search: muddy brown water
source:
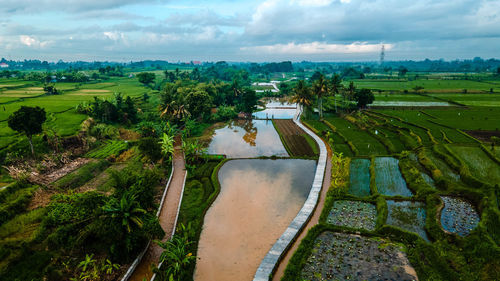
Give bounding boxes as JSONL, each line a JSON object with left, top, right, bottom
{"left": 194, "top": 159, "right": 316, "bottom": 281}
{"left": 206, "top": 119, "right": 288, "bottom": 158}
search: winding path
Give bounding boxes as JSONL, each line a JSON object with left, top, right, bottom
{"left": 125, "top": 137, "right": 187, "bottom": 281}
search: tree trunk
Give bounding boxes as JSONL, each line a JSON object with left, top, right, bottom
{"left": 318, "top": 97, "right": 323, "bottom": 119}
{"left": 28, "top": 135, "right": 35, "bottom": 157}
{"left": 334, "top": 94, "right": 337, "bottom": 112}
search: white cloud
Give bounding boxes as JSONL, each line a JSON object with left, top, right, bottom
{"left": 103, "top": 31, "right": 124, "bottom": 41}
{"left": 293, "top": 0, "right": 334, "bottom": 7}
{"left": 19, "top": 35, "right": 50, "bottom": 48}
{"left": 241, "top": 42, "right": 393, "bottom": 54}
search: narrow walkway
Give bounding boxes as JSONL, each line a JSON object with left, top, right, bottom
{"left": 271, "top": 139, "right": 332, "bottom": 281}
{"left": 128, "top": 137, "right": 186, "bottom": 281}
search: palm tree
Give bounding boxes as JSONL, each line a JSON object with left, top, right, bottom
{"left": 312, "top": 74, "right": 328, "bottom": 119}
{"left": 290, "top": 80, "right": 313, "bottom": 113}
{"left": 104, "top": 192, "right": 146, "bottom": 233}
{"left": 330, "top": 74, "right": 343, "bottom": 112}
{"left": 345, "top": 81, "right": 356, "bottom": 106}
{"left": 160, "top": 101, "right": 190, "bottom": 122}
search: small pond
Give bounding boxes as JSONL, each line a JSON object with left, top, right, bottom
{"left": 327, "top": 200, "right": 377, "bottom": 231}
{"left": 195, "top": 159, "right": 316, "bottom": 281}
{"left": 301, "top": 232, "right": 418, "bottom": 281}
{"left": 375, "top": 157, "right": 413, "bottom": 197}
{"left": 348, "top": 159, "right": 371, "bottom": 197}
{"left": 440, "top": 196, "right": 480, "bottom": 237}
{"left": 206, "top": 119, "right": 288, "bottom": 158}
{"left": 386, "top": 200, "right": 429, "bottom": 242}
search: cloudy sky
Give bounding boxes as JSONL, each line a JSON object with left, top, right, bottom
{"left": 0, "top": 0, "right": 499, "bottom": 62}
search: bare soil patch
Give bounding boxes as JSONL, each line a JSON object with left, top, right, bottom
{"left": 274, "top": 119, "right": 316, "bottom": 157}
{"left": 465, "top": 130, "right": 500, "bottom": 142}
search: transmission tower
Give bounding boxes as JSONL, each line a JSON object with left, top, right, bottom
{"left": 380, "top": 45, "right": 385, "bottom": 65}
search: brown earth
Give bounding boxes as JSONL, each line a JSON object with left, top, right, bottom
{"left": 465, "top": 130, "right": 500, "bottom": 142}
{"left": 274, "top": 119, "right": 317, "bottom": 157}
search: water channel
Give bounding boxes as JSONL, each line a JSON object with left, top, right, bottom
{"left": 195, "top": 100, "right": 316, "bottom": 281}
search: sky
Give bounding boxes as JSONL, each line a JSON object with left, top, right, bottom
{"left": 0, "top": 0, "right": 499, "bottom": 62}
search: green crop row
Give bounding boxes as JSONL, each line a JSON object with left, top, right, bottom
{"left": 85, "top": 140, "right": 129, "bottom": 159}
{"left": 53, "top": 160, "right": 110, "bottom": 189}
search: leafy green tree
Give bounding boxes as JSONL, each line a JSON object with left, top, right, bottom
{"left": 184, "top": 89, "right": 213, "bottom": 120}
{"left": 7, "top": 106, "right": 46, "bottom": 156}
{"left": 291, "top": 80, "right": 313, "bottom": 112}
{"left": 43, "top": 84, "right": 60, "bottom": 95}
{"left": 354, "top": 89, "right": 374, "bottom": 108}
{"left": 345, "top": 81, "right": 356, "bottom": 104}
{"left": 237, "top": 89, "right": 258, "bottom": 113}
{"left": 137, "top": 72, "right": 156, "bottom": 86}
{"left": 398, "top": 66, "right": 408, "bottom": 77}
{"left": 312, "top": 74, "right": 328, "bottom": 118}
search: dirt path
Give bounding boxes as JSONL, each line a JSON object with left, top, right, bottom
{"left": 271, "top": 137, "right": 333, "bottom": 281}
{"left": 127, "top": 138, "right": 186, "bottom": 281}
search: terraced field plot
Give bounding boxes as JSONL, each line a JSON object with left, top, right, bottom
{"left": 273, "top": 119, "right": 318, "bottom": 157}
{"left": 325, "top": 116, "right": 387, "bottom": 155}
{"left": 375, "top": 109, "right": 475, "bottom": 143}
{"left": 427, "top": 93, "right": 500, "bottom": 106}
{"left": 422, "top": 107, "right": 500, "bottom": 131}
{"left": 301, "top": 232, "right": 418, "bottom": 281}
{"left": 371, "top": 101, "right": 451, "bottom": 107}
{"left": 425, "top": 151, "right": 461, "bottom": 182}
{"left": 440, "top": 196, "right": 480, "bottom": 237}
{"left": 348, "top": 159, "right": 371, "bottom": 197}
{"left": 0, "top": 77, "right": 150, "bottom": 149}
{"left": 326, "top": 200, "right": 377, "bottom": 231}
{"left": 448, "top": 145, "right": 500, "bottom": 183}
{"left": 302, "top": 119, "right": 353, "bottom": 156}
{"left": 374, "top": 157, "right": 412, "bottom": 197}
{"left": 386, "top": 200, "right": 429, "bottom": 241}
{"left": 420, "top": 172, "right": 436, "bottom": 188}
{"left": 85, "top": 140, "right": 129, "bottom": 159}
{"left": 353, "top": 79, "right": 500, "bottom": 92}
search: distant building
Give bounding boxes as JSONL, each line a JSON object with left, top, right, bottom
{"left": 192, "top": 61, "right": 202, "bottom": 65}
{"left": 0, "top": 63, "right": 9, "bottom": 68}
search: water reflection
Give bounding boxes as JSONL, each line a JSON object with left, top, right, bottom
{"left": 195, "top": 159, "right": 316, "bottom": 281}
{"left": 207, "top": 120, "right": 288, "bottom": 158}
{"left": 253, "top": 108, "right": 297, "bottom": 119}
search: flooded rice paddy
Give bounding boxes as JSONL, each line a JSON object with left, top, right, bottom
{"left": 374, "top": 157, "right": 413, "bottom": 197}
{"left": 387, "top": 200, "right": 429, "bottom": 241}
{"left": 252, "top": 108, "right": 298, "bottom": 119}
{"left": 348, "top": 159, "right": 371, "bottom": 197}
{"left": 194, "top": 159, "right": 316, "bottom": 281}
{"left": 206, "top": 119, "right": 288, "bottom": 158}
{"left": 440, "top": 196, "right": 480, "bottom": 236}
